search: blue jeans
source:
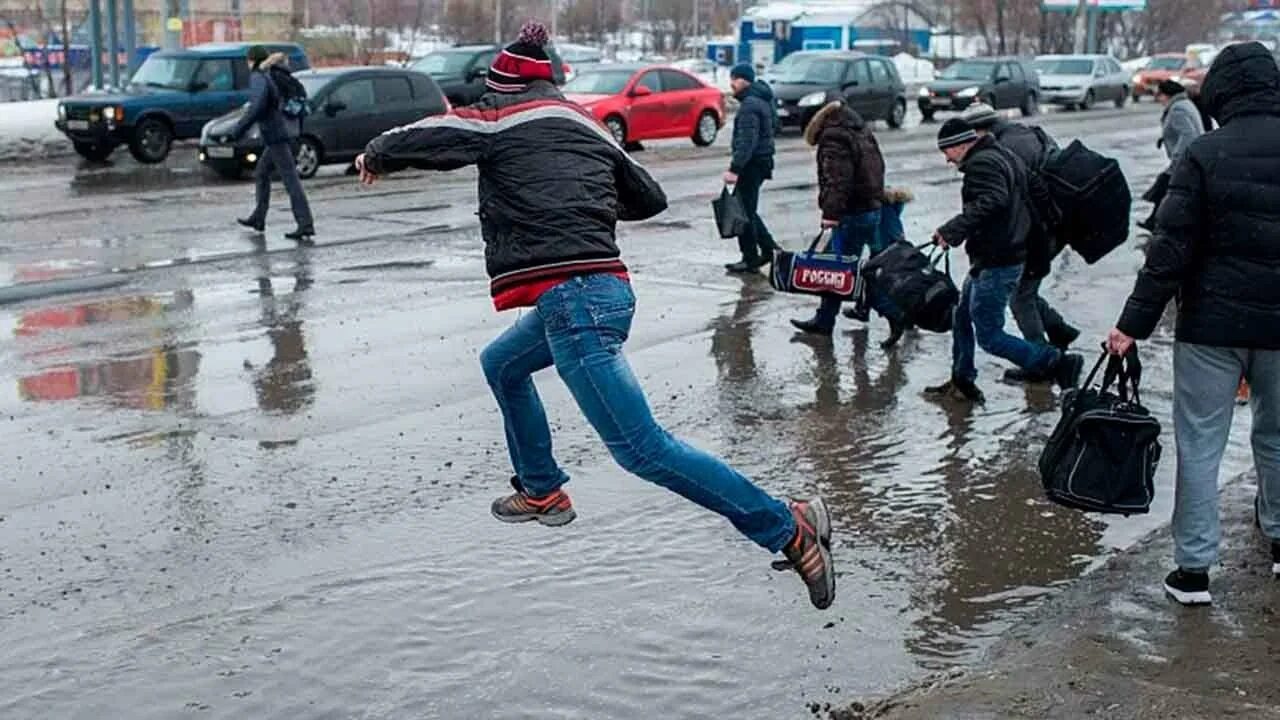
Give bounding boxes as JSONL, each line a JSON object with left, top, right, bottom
{"left": 813, "top": 209, "right": 903, "bottom": 329}
{"left": 952, "top": 265, "right": 1060, "bottom": 382}
{"left": 479, "top": 273, "right": 795, "bottom": 552}
{"left": 1172, "top": 343, "right": 1280, "bottom": 570}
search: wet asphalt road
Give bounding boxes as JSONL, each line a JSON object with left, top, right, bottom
{"left": 0, "top": 103, "right": 1263, "bottom": 719}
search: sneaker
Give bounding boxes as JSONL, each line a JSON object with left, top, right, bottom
{"left": 790, "top": 317, "right": 834, "bottom": 336}
{"left": 1055, "top": 353, "right": 1085, "bottom": 390}
{"left": 772, "top": 498, "right": 836, "bottom": 610}
{"left": 1163, "top": 568, "right": 1212, "bottom": 606}
{"left": 490, "top": 476, "right": 576, "bottom": 527}
{"left": 925, "top": 377, "right": 986, "bottom": 404}
{"left": 1237, "top": 379, "right": 1251, "bottom": 406}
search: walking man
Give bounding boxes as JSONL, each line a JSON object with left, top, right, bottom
{"left": 355, "top": 22, "right": 836, "bottom": 610}
{"left": 961, "top": 103, "right": 1080, "bottom": 375}
{"left": 789, "top": 99, "right": 907, "bottom": 348}
{"left": 724, "top": 63, "right": 780, "bottom": 273}
{"left": 231, "top": 45, "right": 315, "bottom": 242}
{"left": 926, "top": 119, "right": 1083, "bottom": 404}
{"left": 1138, "top": 80, "right": 1205, "bottom": 231}
{"left": 1107, "top": 42, "right": 1280, "bottom": 607}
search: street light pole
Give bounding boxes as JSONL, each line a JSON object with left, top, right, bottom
{"left": 494, "top": 0, "right": 502, "bottom": 44}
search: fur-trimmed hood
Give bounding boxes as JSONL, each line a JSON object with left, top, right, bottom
{"left": 805, "top": 100, "right": 864, "bottom": 146}
{"left": 259, "top": 52, "right": 289, "bottom": 70}
{"left": 883, "top": 187, "right": 913, "bottom": 205}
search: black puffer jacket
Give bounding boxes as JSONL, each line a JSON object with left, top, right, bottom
{"left": 991, "top": 119, "right": 1057, "bottom": 171}
{"left": 806, "top": 101, "right": 884, "bottom": 220}
{"left": 1117, "top": 41, "right": 1280, "bottom": 349}
{"left": 730, "top": 80, "right": 777, "bottom": 174}
{"left": 936, "top": 134, "right": 1031, "bottom": 274}
{"left": 990, "top": 120, "right": 1062, "bottom": 279}
{"left": 362, "top": 82, "right": 667, "bottom": 299}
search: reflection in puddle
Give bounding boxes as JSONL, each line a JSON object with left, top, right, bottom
{"left": 250, "top": 250, "right": 315, "bottom": 416}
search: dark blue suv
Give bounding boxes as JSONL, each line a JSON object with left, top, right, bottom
{"left": 55, "top": 42, "right": 309, "bottom": 164}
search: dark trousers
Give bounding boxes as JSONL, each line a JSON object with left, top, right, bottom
{"left": 812, "top": 209, "right": 904, "bottom": 329}
{"left": 1010, "top": 271, "right": 1072, "bottom": 346}
{"left": 251, "top": 141, "right": 314, "bottom": 230}
{"left": 735, "top": 161, "right": 778, "bottom": 265}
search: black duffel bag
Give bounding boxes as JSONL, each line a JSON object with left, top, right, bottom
{"left": 1038, "top": 347, "right": 1162, "bottom": 516}
{"left": 860, "top": 240, "right": 958, "bottom": 333}
{"left": 1042, "top": 140, "right": 1131, "bottom": 264}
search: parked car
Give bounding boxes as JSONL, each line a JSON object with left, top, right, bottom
{"left": 409, "top": 44, "right": 499, "bottom": 107}
{"left": 198, "top": 67, "right": 447, "bottom": 180}
{"left": 54, "top": 42, "right": 309, "bottom": 164}
{"left": 1034, "top": 54, "right": 1130, "bottom": 110}
{"left": 1130, "top": 53, "right": 1208, "bottom": 101}
{"left": 562, "top": 64, "right": 725, "bottom": 147}
{"left": 767, "top": 51, "right": 908, "bottom": 131}
{"left": 918, "top": 57, "right": 1040, "bottom": 121}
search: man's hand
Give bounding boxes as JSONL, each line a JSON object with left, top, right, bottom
{"left": 932, "top": 230, "right": 949, "bottom": 248}
{"left": 355, "top": 153, "right": 378, "bottom": 186}
{"left": 723, "top": 171, "right": 738, "bottom": 185}
{"left": 821, "top": 218, "right": 839, "bottom": 229}
{"left": 1107, "top": 327, "right": 1135, "bottom": 356}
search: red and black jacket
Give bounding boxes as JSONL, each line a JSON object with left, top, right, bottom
{"left": 362, "top": 81, "right": 668, "bottom": 306}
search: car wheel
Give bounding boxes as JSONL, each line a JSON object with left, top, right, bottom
{"left": 1115, "top": 88, "right": 1128, "bottom": 108}
{"left": 1131, "top": 91, "right": 1142, "bottom": 103}
{"left": 1080, "top": 90, "right": 1095, "bottom": 111}
{"left": 692, "top": 111, "right": 718, "bottom": 147}
{"left": 921, "top": 108, "right": 935, "bottom": 123}
{"left": 1018, "top": 90, "right": 1039, "bottom": 116}
{"left": 294, "top": 136, "right": 322, "bottom": 179}
{"left": 605, "top": 116, "right": 627, "bottom": 145}
{"left": 128, "top": 117, "right": 173, "bottom": 163}
{"left": 887, "top": 99, "right": 906, "bottom": 129}
{"left": 73, "top": 140, "right": 114, "bottom": 162}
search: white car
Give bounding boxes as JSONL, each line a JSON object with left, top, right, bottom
{"left": 1033, "top": 54, "right": 1131, "bottom": 110}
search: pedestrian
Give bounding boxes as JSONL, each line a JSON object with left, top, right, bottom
{"left": 926, "top": 118, "right": 1084, "bottom": 404}
{"left": 1107, "top": 41, "right": 1280, "bottom": 607}
{"left": 1138, "top": 80, "right": 1205, "bottom": 232}
{"left": 230, "top": 46, "right": 315, "bottom": 242}
{"left": 961, "top": 103, "right": 1080, "bottom": 375}
{"left": 789, "top": 99, "right": 908, "bottom": 348}
{"left": 723, "top": 63, "right": 780, "bottom": 274}
{"left": 354, "top": 22, "right": 836, "bottom": 610}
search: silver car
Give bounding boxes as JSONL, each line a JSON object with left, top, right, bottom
{"left": 1033, "top": 54, "right": 1131, "bottom": 110}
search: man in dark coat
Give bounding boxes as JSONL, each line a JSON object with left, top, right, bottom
{"left": 927, "top": 119, "right": 1083, "bottom": 404}
{"left": 230, "top": 45, "right": 314, "bottom": 241}
{"left": 723, "top": 63, "right": 780, "bottom": 273}
{"left": 1108, "top": 41, "right": 1280, "bottom": 607}
{"left": 789, "top": 100, "right": 907, "bottom": 348}
{"left": 356, "top": 22, "right": 836, "bottom": 610}
{"left": 962, "top": 103, "right": 1079, "bottom": 375}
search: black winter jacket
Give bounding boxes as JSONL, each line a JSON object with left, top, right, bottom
{"left": 936, "top": 135, "right": 1031, "bottom": 274}
{"left": 362, "top": 82, "right": 668, "bottom": 300}
{"left": 806, "top": 101, "right": 884, "bottom": 220}
{"left": 1117, "top": 41, "right": 1280, "bottom": 350}
{"left": 231, "top": 53, "right": 294, "bottom": 145}
{"left": 730, "top": 81, "right": 777, "bottom": 174}
{"left": 990, "top": 120, "right": 1062, "bottom": 279}
{"left": 990, "top": 119, "right": 1057, "bottom": 171}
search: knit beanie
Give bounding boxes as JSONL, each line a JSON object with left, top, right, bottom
{"left": 960, "top": 102, "right": 999, "bottom": 129}
{"left": 246, "top": 45, "right": 269, "bottom": 68}
{"left": 730, "top": 63, "right": 756, "bottom": 83}
{"left": 487, "top": 21, "right": 555, "bottom": 93}
{"left": 1157, "top": 79, "right": 1185, "bottom": 97}
{"left": 937, "top": 117, "right": 978, "bottom": 150}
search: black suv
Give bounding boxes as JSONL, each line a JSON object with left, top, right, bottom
{"left": 769, "top": 51, "right": 908, "bottom": 130}
{"left": 918, "top": 57, "right": 1040, "bottom": 121}
{"left": 409, "top": 45, "right": 500, "bottom": 106}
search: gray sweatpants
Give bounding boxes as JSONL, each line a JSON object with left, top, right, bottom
{"left": 1172, "top": 342, "right": 1280, "bottom": 570}
{"left": 251, "top": 141, "right": 313, "bottom": 230}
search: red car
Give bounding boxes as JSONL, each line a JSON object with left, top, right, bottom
{"left": 563, "top": 64, "right": 726, "bottom": 147}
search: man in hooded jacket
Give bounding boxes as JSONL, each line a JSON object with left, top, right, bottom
{"left": 1108, "top": 42, "right": 1280, "bottom": 607}
{"left": 723, "top": 64, "right": 780, "bottom": 273}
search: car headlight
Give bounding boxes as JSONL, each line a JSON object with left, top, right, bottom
{"left": 1132, "top": 74, "right": 1143, "bottom": 85}
{"left": 57, "top": 103, "right": 66, "bottom": 120}
{"left": 918, "top": 86, "right": 931, "bottom": 98}
{"left": 956, "top": 86, "right": 980, "bottom": 98}
{"left": 1170, "top": 75, "right": 1183, "bottom": 84}
{"left": 798, "top": 91, "right": 826, "bottom": 108}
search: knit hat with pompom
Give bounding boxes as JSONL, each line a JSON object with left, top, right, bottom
{"left": 487, "top": 21, "right": 555, "bottom": 93}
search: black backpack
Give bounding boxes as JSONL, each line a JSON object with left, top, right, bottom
{"left": 1038, "top": 348, "right": 1162, "bottom": 516}
{"left": 269, "top": 65, "right": 309, "bottom": 119}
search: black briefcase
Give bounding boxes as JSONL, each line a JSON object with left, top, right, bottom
{"left": 1038, "top": 348, "right": 1162, "bottom": 515}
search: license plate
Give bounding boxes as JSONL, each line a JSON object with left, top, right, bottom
{"left": 67, "top": 120, "right": 89, "bottom": 130}
{"left": 778, "top": 108, "right": 790, "bottom": 117}
{"left": 207, "top": 146, "right": 234, "bottom": 158}
{"left": 931, "top": 97, "right": 952, "bottom": 107}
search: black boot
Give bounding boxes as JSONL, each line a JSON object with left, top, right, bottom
{"left": 237, "top": 216, "right": 265, "bottom": 233}
{"left": 842, "top": 305, "right": 870, "bottom": 322}
{"left": 1055, "top": 353, "right": 1085, "bottom": 390}
{"left": 285, "top": 227, "right": 316, "bottom": 243}
{"left": 1046, "top": 324, "right": 1081, "bottom": 352}
{"left": 880, "top": 318, "right": 906, "bottom": 349}
{"left": 790, "top": 317, "right": 834, "bottom": 337}
{"left": 1003, "top": 367, "right": 1052, "bottom": 383}
{"left": 925, "top": 377, "right": 985, "bottom": 404}
{"left": 725, "top": 260, "right": 756, "bottom": 274}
